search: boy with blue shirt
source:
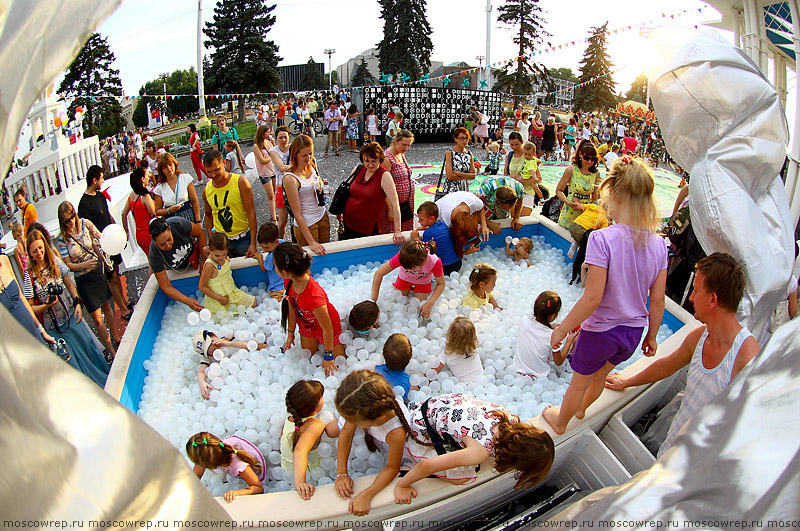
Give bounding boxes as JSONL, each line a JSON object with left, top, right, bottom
{"left": 374, "top": 333, "right": 416, "bottom": 401}
{"left": 412, "top": 201, "right": 471, "bottom": 276}
{"left": 255, "top": 222, "right": 285, "bottom": 301}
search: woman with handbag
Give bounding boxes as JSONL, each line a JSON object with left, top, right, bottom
{"left": 153, "top": 153, "right": 202, "bottom": 224}
{"left": 379, "top": 129, "right": 415, "bottom": 234}
{"left": 0, "top": 253, "right": 53, "bottom": 346}
{"left": 24, "top": 229, "right": 109, "bottom": 385}
{"left": 283, "top": 134, "right": 330, "bottom": 256}
{"left": 56, "top": 201, "right": 120, "bottom": 357}
{"left": 121, "top": 167, "right": 156, "bottom": 254}
{"left": 336, "top": 142, "right": 405, "bottom": 243}
{"left": 435, "top": 127, "right": 477, "bottom": 201}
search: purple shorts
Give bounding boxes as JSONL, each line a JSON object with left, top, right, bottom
{"left": 569, "top": 325, "right": 644, "bottom": 375}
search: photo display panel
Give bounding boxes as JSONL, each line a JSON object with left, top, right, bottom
{"left": 363, "top": 86, "right": 502, "bottom": 134}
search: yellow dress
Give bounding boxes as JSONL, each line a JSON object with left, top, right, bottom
{"left": 280, "top": 417, "right": 322, "bottom": 471}
{"left": 203, "top": 258, "right": 255, "bottom": 314}
{"left": 463, "top": 289, "right": 494, "bottom": 309}
{"left": 558, "top": 164, "right": 600, "bottom": 229}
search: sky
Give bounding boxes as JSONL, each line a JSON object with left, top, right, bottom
{"left": 93, "top": 0, "right": 725, "bottom": 97}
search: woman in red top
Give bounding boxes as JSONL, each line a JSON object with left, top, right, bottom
{"left": 121, "top": 167, "right": 156, "bottom": 254}
{"left": 188, "top": 124, "right": 207, "bottom": 184}
{"left": 339, "top": 142, "right": 404, "bottom": 243}
{"left": 379, "top": 129, "right": 415, "bottom": 234}
{"left": 275, "top": 242, "right": 345, "bottom": 377}
{"left": 531, "top": 111, "right": 545, "bottom": 156}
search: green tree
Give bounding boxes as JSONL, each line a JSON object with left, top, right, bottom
{"left": 573, "top": 22, "right": 616, "bottom": 112}
{"left": 301, "top": 57, "right": 325, "bottom": 90}
{"left": 324, "top": 70, "right": 338, "bottom": 87}
{"left": 548, "top": 67, "right": 578, "bottom": 83}
{"left": 495, "top": 0, "right": 550, "bottom": 105}
{"left": 137, "top": 68, "right": 201, "bottom": 122}
{"left": 350, "top": 58, "right": 376, "bottom": 87}
{"left": 625, "top": 73, "right": 652, "bottom": 108}
{"left": 376, "top": 0, "right": 433, "bottom": 81}
{"left": 57, "top": 33, "right": 124, "bottom": 137}
{"left": 204, "top": 0, "right": 281, "bottom": 122}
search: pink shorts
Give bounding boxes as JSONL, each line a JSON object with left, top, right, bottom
{"left": 276, "top": 185, "right": 285, "bottom": 209}
{"left": 393, "top": 277, "right": 432, "bottom": 293}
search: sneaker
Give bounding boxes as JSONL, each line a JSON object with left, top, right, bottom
{"left": 568, "top": 241, "right": 579, "bottom": 259}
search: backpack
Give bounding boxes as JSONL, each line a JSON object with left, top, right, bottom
{"left": 382, "top": 118, "right": 392, "bottom": 132}
{"left": 666, "top": 205, "right": 691, "bottom": 247}
{"left": 541, "top": 196, "right": 563, "bottom": 223}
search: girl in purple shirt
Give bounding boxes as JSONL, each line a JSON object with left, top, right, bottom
{"left": 543, "top": 156, "right": 668, "bottom": 435}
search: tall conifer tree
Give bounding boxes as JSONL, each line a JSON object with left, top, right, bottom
{"left": 351, "top": 58, "right": 377, "bottom": 87}
{"left": 573, "top": 23, "right": 616, "bottom": 112}
{"left": 58, "top": 33, "right": 123, "bottom": 137}
{"left": 376, "top": 0, "right": 433, "bottom": 81}
{"left": 301, "top": 58, "right": 325, "bottom": 90}
{"left": 494, "top": 0, "right": 549, "bottom": 105}
{"left": 204, "top": 0, "right": 281, "bottom": 122}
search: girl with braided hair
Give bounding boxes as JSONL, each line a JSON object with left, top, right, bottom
{"left": 274, "top": 242, "right": 345, "bottom": 377}
{"left": 186, "top": 431, "right": 266, "bottom": 502}
{"left": 370, "top": 239, "right": 446, "bottom": 319}
{"left": 332, "top": 370, "right": 430, "bottom": 516}
{"left": 396, "top": 394, "right": 555, "bottom": 505}
{"left": 280, "top": 380, "right": 338, "bottom": 500}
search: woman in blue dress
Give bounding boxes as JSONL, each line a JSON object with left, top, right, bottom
{"left": 346, "top": 104, "right": 361, "bottom": 153}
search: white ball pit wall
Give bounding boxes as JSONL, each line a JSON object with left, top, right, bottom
{"left": 106, "top": 216, "right": 697, "bottom": 529}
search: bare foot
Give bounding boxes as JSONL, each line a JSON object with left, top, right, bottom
{"left": 541, "top": 405, "right": 566, "bottom": 435}
{"left": 575, "top": 410, "right": 585, "bottom": 420}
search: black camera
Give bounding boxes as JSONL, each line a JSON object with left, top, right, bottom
{"left": 47, "top": 283, "right": 64, "bottom": 303}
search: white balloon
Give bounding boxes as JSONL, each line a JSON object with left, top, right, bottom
{"left": 99, "top": 224, "right": 127, "bottom": 255}
{"left": 244, "top": 152, "right": 256, "bottom": 169}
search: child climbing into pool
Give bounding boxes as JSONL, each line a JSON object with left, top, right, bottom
{"left": 395, "top": 393, "right": 555, "bottom": 504}
{"left": 193, "top": 329, "right": 267, "bottom": 399}
{"left": 281, "top": 380, "right": 338, "bottom": 500}
{"left": 463, "top": 264, "right": 501, "bottom": 310}
{"left": 332, "top": 370, "right": 425, "bottom": 516}
{"left": 256, "top": 221, "right": 286, "bottom": 302}
{"left": 513, "top": 291, "right": 578, "bottom": 379}
{"left": 542, "top": 156, "right": 668, "bottom": 435}
{"left": 433, "top": 316, "right": 484, "bottom": 384}
{"left": 371, "top": 240, "right": 446, "bottom": 319}
{"left": 199, "top": 232, "right": 256, "bottom": 315}
{"left": 186, "top": 432, "right": 266, "bottom": 502}
{"left": 412, "top": 201, "right": 471, "bottom": 276}
{"left": 275, "top": 242, "right": 345, "bottom": 377}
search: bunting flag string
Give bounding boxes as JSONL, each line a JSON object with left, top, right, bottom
{"left": 59, "top": 6, "right": 705, "bottom": 102}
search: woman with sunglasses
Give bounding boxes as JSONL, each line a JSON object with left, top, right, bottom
{"left": 555, "top": 140, "right": 601, "bottom": 230}
{"left": 438, "top": 127, "right": 477, "bottom": 199}
{"left": 56, "top": 201, "right": 120, "bottom": 357}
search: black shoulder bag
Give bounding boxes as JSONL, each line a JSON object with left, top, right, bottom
{"left": 433, "top": 152, "right": 451, "bottom": 202}
{"left": 329, "top": 164, "right": 362, "bottom": 216}
{"left": 421, "top": 399, "right": 463, "bottom": 455}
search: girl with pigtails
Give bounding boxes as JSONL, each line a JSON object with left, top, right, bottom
{"left": 280, "top": 380, "right": 338, "bottom": 500}
{"left": 332, "top": 370, "right": 432, "bottom": 516}
{"left": 186, "top": 432, "right": 266, "bottom": 502}
{"left": 274, "top": 242, "right": 345, "bottom": 376}
{"left": 371, "top": 239, "right": 446, "bottom": 319}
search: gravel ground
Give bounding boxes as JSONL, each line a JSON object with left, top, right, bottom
{"left": 125, "top": 138, "right": 471, "bottom": 302}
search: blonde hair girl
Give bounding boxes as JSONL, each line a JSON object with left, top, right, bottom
{"left": 543, "top": 156, "right": 668, "bottom": 435}
{"left": 433, "top": 316, "right": 484, "bottom": 384}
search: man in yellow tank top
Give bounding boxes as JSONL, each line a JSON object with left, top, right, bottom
{"left": 202, "top": 150, "right": 258, "bottom": 258}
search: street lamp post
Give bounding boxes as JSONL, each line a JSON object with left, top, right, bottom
{"left": 159, "top": 73, "right": 168, "bottom": 127}
{"left": 196, "top": 0, "right": 210, "bottom": 127}
{"left": 476, "top": 55, "right": 485, "bottom": 90}
{"left": 324, "top": 49, "right": 336, "bottom": 93}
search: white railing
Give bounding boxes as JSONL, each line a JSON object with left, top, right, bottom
{"left": 6, "top": 136, "right": 102, "bottom": 222}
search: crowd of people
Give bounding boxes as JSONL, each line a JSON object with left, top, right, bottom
{"left": 2, "top": 98, "right": 795, "bottom": 513}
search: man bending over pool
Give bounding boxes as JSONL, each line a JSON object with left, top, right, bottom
{"left": 605, "top": 252, "right": 760, "bottom": 456}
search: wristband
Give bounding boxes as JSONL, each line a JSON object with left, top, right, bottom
{"left": 287, "top": 330, "right": 295, "bottom": 335}
{"left": 194, "top": 219, "right": 202, "bottom": 224}
{"left": 72, "top": 296, "right": 83, "bottom": 307}
{"left": 335, "top": 473, "right": 349, "bottom": 479}
{"left": 323, "top": 350, "right": 334, "bottom": 361}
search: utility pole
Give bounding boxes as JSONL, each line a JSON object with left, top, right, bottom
{"left": 476, "top": 55, "right": 486, "bottom": 91}
{"left": 485, "top": 0, "right": 493, "bottom": 89}
{"left": 324, "top": 49, "right": 336, "bottom": 93}
{"left": 196, "top": 0, "right": 210, "bottom": 127}
{"left": 160, "top": 73, "right": 168, "bottom": 127}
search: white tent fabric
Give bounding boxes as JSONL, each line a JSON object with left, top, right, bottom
{"left": 0, "top": 0, "right": 232, "bottom": 522}
{"left": 647, "top": 27, "right": 795, "bottom": 343}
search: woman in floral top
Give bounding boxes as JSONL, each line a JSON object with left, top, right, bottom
{"left": 56, "top": 201, "right": 120, "bottom": 357}
{"left": 24, "top": 228, "right": 109, "bottom": 385}
{"left": 394, "top": 393, "right": 554, "bottom": 505}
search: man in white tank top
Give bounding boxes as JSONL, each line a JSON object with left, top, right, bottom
{"left": 605, "top": 253, "right": 760, "bottom": 456}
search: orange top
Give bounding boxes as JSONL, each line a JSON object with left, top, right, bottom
{"left": 21, "top": 202, "right": 37, "bottom": 231}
